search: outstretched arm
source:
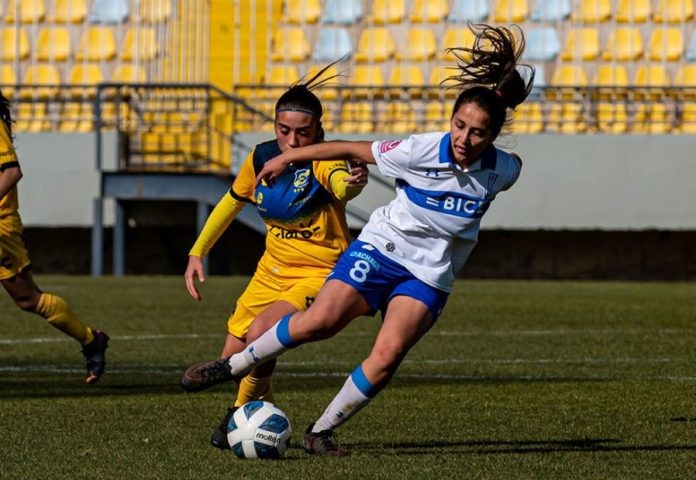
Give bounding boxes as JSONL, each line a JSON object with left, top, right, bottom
{"left": 257, "top": 141, "right": 376, "bottom": 186}
{"left": 0, "top": 164, "right": 22, "bottom": 200}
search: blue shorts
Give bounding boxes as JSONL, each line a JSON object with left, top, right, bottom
{"left": 327, "top": 240, "right": 449, "bottom": 320}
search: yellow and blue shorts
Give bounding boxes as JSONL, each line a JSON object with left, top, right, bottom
{"left": 227, "top": 258, "right": 331, "bottom": 338}
{"left": 0, "top": 224, "right": 31, "bottom": 280}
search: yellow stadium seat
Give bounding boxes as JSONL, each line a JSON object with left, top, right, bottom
{"left": 634, "top": 65, "right": 671, "bottom": 100}
{"left": 138, "top": 0, "right": 171, "bottom": 23}
{"left": 69, "top": 64, "right": 103, "bottom": 84}
{"left": 1, "top": 28, "right": 30, "bottom": 61}
{"left": 512, "top": 102, "right": 544, "bottom": 134}
{"left": 494, "top": 0, "right": 528, "bottom": 22}
{"left": 596, "top": 103, "right": 628, "bottom": 134}
{"left": 573, "top": 0, "right": 612, "bottom": 22}
{"left": 633, "top": 104, "right": 671, "bottom": 133}
{"left": 602, "top": 28, "right": 643, "bottom": 61}
{"left": 546, "top": 103, "right": 586, "bottom": 134}
{"left": 283, "top": 0, "right": 321, "bottom": 24}
{"left": 678, "top": 104, "right": 696, "bottom": 133}
{"left": 560, "top": 28, "right": 600, "bottom": 61}
{"left": 550, "top": 65, "right": 588, "bottom": 100}
{"left": 592, "top": 65, "right": 629, "bottom": 99}
{"left": 121, "top": 27, "right": 159, "bottom": 61}
{"left": 112, "top": 64, "right": 147, "bottom": 83}
{"left": 348, "top": 65, "right": 385, "bottom": 99}
{"left": 616, "top": 0, "right": 651, "bottom": 22}
{"left": 674, "top": 65, "right": 696, "bottom": 99}
{"left": 5, "top": 0, "right": 45, "bottom": 23}
{"left": 648, "top": 28, "right": 683, "bottom": 61}
{"left": 440, "top": 28, "right": 476, "bottom": 62}
{"left": 388, "top": 65, "right": 425, "bottom": 98}
{"left": 411, "top": 0, "right": 448, "bottom": 22}
{"left": 0, "top": 65, "right": 17, "bottom": 98}
{"left": 270, "top": 28, "right": 311, "bottom": 62}
{"left": 369, "top": 0, "right": 405, "bottom": 23}
{"left": 425, "top": 102, "right": 450, "bottom": 132}
{"left": 59, "top": 103, "right": 93, "bottom": 132}
{"left": 21, "top": 64, "right": 61, "bottom": 99}
{"left": 52, "top": 0, "right": 87, "bottom": 23}
{"left": 429, "top": 65, "right": 460, "bottom": 98}
{"left": 76, "top": 26, "right": 117, "bottom": 61}
{"left": 306, "top": 64, "right": 342, "bottom": 101}
{"left": 261, "top": 65, "right": 300, "bottom": 99}
{"left": 382, "top": 104, "right": 416, "bottom": 133}
{"left": 36, "top": 27, "right": 71, "bottom": 62}
{"left": 654, "top": 0, "right": 694, "bottom": 22}
{"left": 396, "top": 28, "right": 436, "bottom": 61}
{"left": 14, "top": 102, "right": 50, "bottom": 132}
{"left": 338, "top": 102, "right": 374, "bottom": 133}
{"left": 354, "top": 27, "right": 395, "bottom": 63}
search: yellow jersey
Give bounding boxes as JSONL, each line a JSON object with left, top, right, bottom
{"left": 232, "top": 140, "right": 353, "bottom": 270}
{"left": 0, "top": 123, "right": 21, "bottom": 232}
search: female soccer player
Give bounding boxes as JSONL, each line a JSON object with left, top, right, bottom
{"left": 182, "top": 23, "right": 534, "bottom": 455}
{"left": 183, "top": 65, "right": 369, "bottom": 449}
{"left": 0, "top": 90, "right": 109, "bottom": 384}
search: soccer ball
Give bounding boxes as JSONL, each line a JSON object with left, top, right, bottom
{"left": 226, "top": 401, "right": 292, "bottom": 459}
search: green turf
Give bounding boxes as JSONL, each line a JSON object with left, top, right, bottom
{"left": 1, "top": 276, "right": 696, "bottom": 479}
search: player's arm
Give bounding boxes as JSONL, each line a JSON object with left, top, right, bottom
{"left": 0, "top": 162, "right": 22, "bottom": 200}
{"left": 326, "top": 162, "right": 368, "bottom": 203}
{"left": 257, "top": 141, "right": 375, "bottom": 185}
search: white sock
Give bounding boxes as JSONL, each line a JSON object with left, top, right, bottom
{"left": 227, "top": 314, "right": 297, "bottom": 376}
{"left": 312, "top": 365, "right": 379, "bottom": 433}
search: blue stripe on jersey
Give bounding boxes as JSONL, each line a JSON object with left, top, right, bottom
{"left": 396, "top": 179, "right": 490, "bottom": 218}
{"left": 351, "top": 365, "right": 379, "bottom": 398}
{"left": 438, "top": 133, "right": 453, "bottom": 164}
{"left": 275, "top": 314, "right": 297, "bottom": 348}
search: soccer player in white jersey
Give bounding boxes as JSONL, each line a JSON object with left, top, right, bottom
{"left": 181, "top": 23, "right": 535, "bottom": 456}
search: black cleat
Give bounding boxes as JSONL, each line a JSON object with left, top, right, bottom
{"left": 181, "top": 357, "right": 236, "bottom": 392}
{"left": 303, "top": 423, "right": 348, "bottom": 457}
{"left": 210, "top": 407, "right": 238, "bottom": 450}
{"left": 82, "top": 329, "right": 109, "bottom": 384}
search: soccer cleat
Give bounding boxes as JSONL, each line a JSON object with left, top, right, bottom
{"left": 181, "top": 357, "right": 236, "bottom": 392}
{"left": 303, "top": 423, "right": 348, "bottom": 457}
{"left": 210, "top": 407, "right": 238, "bottom": 450}
{"left": 82, "top": 329, "right": 109, "bottom": 384}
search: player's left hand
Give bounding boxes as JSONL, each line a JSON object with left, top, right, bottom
{"left": 345, "top": 161, "right": 369, "bottom": 187}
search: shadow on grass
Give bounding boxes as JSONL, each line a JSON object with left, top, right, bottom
{"left": 354, "top": 438, "right": 696, "bottom": 455}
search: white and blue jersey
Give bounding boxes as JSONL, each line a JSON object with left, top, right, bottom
{"left": 356, "top": 132, "right": 521, "bottom": 292}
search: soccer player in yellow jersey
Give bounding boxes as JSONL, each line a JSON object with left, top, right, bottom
{"left": 183, "top": 65, "right": 368, "bottom": 449}
{"left": 0, "top": 90, "right": 109, "bottom": 383}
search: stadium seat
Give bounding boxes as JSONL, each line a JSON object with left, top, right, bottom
{"left": 550, "top": 65, "right": 588, "bottom": 99}
{"left": 616, "top": 0, "right": 651, "bottom": 22}
{"left": 448, "top": 0, "right": 489, "bottom": 22}
{"left": 424, "top": 101, "right": 450, "bottom": 131}
{"left": 348, "top": 65, "right": 385, "bottom": 99}
{"left": 21, "top": 64, "right": 61, "bottom": 99}
{"left": 410, "top": 0, "right": 448, "bottom": 22}
{"left": 14, "top": 102, "right": 50, "bottom": 132}
{"left": 560, "top": 28, "right": 599, "bottom": 61}
{"left": 283, "top": 0, "right": 320, "bottom": 24}
{"left": 59, "top": 103, "right": 93, "bottom": 132}
{"left": 633, "top": 104, "right": 671, "bottom": 133}
{"left": 311, "top": 27, "right": 352, "bottom": 62}
{"left": 354, "top": 27, "right": 395, "bottom": 63}
{"left": 76, "top": 26, "right": 117, "bottom": 61}
{"left": 596, "top": 103, "right": 628, "bottom": 134}
{"left": 573, "top": 0, "right": 612, "bottom": 22}
{"left": 654, "top": 0, "right": 694, "bottom": 22}
{"left": 69, "top": 63, "right": 104, "bottom": 85}
{"left": 396, "top": 28, "right": 436, "bottom": 61}
{"left": 382, "top": 104, "right": 417, "bottom": 133}
{"left": 0, "top": 28, "right": 30, "bottom": 61}
{"left": 262, "top": 65, "right": 300, "bottom": 100}
{"left": 137, "top": 0, "right": 171, "bottom": 23}
{"left": 52, "top": 0, "right": 87, "bottom": 23}
{"left": 270, "top": 28, "right": 311, "bottom": 62}
{"left": 634, "top": 65, "right": 671, "bottom": 100}
{"left": 306, "top": 64, "right": 342, "bottom": 100}
{"left": 512, "top": 102, "right": 544, "bottom": 134}
{"left": 602, "top": 28, "right": 643, "bottom": 61}
{"left": 494, "top": 0, "right": 529, "bottom": 22}
{"left": 0, "top": 65, "right": 17, "bottom": 98}
{"left": 687, "top": 32, "right": 696, "bottom": 61}
{"left": 429, "top": 65, "right": 461, "bottom": 98}
{"left": 648, "top": 28, "right": 684, "bottom": 61}
{"left": 678, "top": 104, "right": 696, "bottom": 133}
{"left": 674, "top": 65, "right": 696, "bottom": 99}
{"left": 524, "top": 28, "right": 560, "bottom": 62}
{"left": 321, "top": 0, "right": 363, "bottom": 25}
{"left": 88, "top": 0, "right": 129, "bottom": 23}
{"left": 530, "top": 0, "right": 571, "bottom": 21}
{"left": 592, "top": 65, "right": 629, "bottom": 99}
{"left": 546, "top": 103, "right": 586, "bottom": 134}
{"left": 121, "top": 27, "right": 159, "bottom": 61}
{"left": 369, "top": 0, "right": 405, "bottom": 23}
{"left": 36, "top": 27, "right": 71, "bottom": 62}
{"left": 440, "top": 27, "right": 476, "bottom": 62}
{"left": 112, "top": 64, "right": 147, "bottom": 83}
{"left": 5, "top": 0, "right": 45, "bottom": 23}
{"left": 387, "top": 65, "right": 425, "bottom": 98}
{"left": 338, "top": 102, "right": 374, "bottom": 133}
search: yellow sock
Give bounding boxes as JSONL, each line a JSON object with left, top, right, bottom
{"left": 36, "top": 293, "right": 94, "bottom": 346}
{"left": 234, "top": 375, "right": 274, "bottom": 407}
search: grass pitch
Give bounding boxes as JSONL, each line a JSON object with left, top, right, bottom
{"left": 1, "top": 276, "right": 696, "bottom": 479}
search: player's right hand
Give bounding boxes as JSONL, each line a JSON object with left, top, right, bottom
{"left": 185, "top": 255, "right": 205, "bottom": 302}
